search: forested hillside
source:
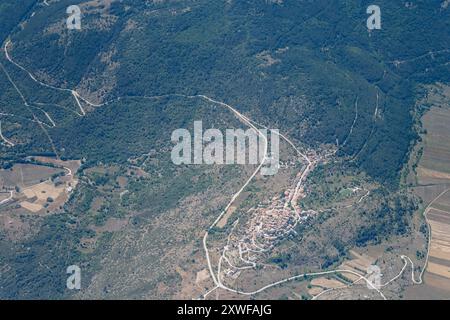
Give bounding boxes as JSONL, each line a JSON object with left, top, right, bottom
{"left": 1, "top": 0, "right": 449, "bottom": 187}
{"left": 1, "top": 0, "right": 450, "bottom": 299}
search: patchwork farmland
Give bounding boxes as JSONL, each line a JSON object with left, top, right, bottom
{"left": 408, "top": 87, "right": 450, "bottom": 298}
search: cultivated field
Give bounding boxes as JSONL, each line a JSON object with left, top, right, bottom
{"left": 307, "top": 250, "right": 377, "bottom": 299}
{"left": 419, "top": 105, "right": 450, "bottom": 182}
{"left": 0, "top": 158, "right": 80, "bottom": 239}
{"left": 425, "top": 191, "right": 450, "bottom": 282}
{"left": 407, "top": 86, "right": 450, "bottom": 298}
{"left": 0, "top": 163, "right": 63, "bottom": 188}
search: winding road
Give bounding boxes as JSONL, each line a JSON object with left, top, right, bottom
{"left": 1, "top": 37, "right": 434, "bottom": 301}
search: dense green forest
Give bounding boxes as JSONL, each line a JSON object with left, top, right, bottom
{"left": 2, "top": 0, "right": 449, "bottom": 185}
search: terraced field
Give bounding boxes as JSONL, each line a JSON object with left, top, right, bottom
{"left": 407, "top": 88, "right": 450, "bottom": 299}
{"left": 419, "top": 104, "right": 450, "bottom": 183}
